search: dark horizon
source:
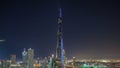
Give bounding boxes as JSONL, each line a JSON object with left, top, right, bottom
{"left": 0, "top": 0, "right": 120, "bottom": 60}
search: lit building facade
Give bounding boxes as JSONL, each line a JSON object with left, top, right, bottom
{"left": 0, "top": 61, "right": 1, "bottom": 68}
{"left": 55, "top": 0, "right": 65, "bottom": 68}
{"left": 27, "top": 48, "right": 34, "bottom": 68}
{"left": 22, "top": 48, "right": 27, "bottom": 63}
{"left": 10, "top": 54, "right": 16, "bottom": 64}
{"left": 22, "top": 48, "right": 27, "bottom": 68}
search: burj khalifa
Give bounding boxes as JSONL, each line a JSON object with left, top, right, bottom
{"left": 56, "top": 0, "right": 64, "bottom": 68}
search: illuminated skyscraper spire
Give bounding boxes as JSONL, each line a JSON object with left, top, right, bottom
{"left": 56, "top": 8, "right": 63, "bottom": 58}
{"left": 56, "top": 0, "right": 62, "bottom": 58}
{"left": 56, "top": 0, "right": 64, "bottom": 67}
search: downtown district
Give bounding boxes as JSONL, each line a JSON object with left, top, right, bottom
{"left": 0, "top": 48, "right": 120, "bottom": 68}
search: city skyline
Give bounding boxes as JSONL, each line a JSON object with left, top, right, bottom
{"left": 0, "top": 0, "right": 120, "bottom": 60}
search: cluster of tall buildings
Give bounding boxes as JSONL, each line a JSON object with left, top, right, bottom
{"left": 0, "top": 48, "right": 35, "bottom": 68}
{"left": 0, "top": 0, "right": 67, "bottom": 68}
{"left": 0, "top": 48, "right": 68, "bottom": 68}
{"left": 1, "top": 0, "right": 120, "bottom": 68}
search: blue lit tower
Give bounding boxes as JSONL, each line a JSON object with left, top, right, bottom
{"left": 56, "top": 0, "right": 64, "bottom": 68}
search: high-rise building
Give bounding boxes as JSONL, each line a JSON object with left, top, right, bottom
{"left": 22, "top": 48, "right": 27, "bottom": 68}
{"left": 0, "top": 61, "right": 1, "bottom": 68}
{"left": 27, "top": 48, "right": 34, "bottom": 68}
{"left": 55, "top": 0, "right": 64, "bottom": 68}
{"left": 10, "top": 54, "right": 16, "bottom": 64}
{"left": 1, "top": 60, "right": 6, "bottom": 68}
{"left": 22, "top": 48, "right": 27, "bottom": 63}
{"left": 43, "top": 57, "right": 48, "bottom": 68}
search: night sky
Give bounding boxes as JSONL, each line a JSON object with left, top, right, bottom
{"left": 0, "top": 0, "right": 120, "bottom": 60}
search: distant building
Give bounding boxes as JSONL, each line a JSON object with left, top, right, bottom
{"left": 10, "top": 54, "right": 16, "bottom": 64}
{"left": 22, "top": 48, "right": 27, "bottom": 63}
{"left": 22, "top": 48, "right": 27, "bottom": 68}
{"left": 33, "top": 57, "right": 41, "bottom": 68}
{"left": 27, "top": 48, "right": 34, "bottom": 68}
{"left": 1, "top": 60, "right": 6, "bottom": 68}
{"left": 0, "top": 61, "right": 2, "bottom": 68}
{"left": 0, "top": 60, "right": 11, "bottom": 68}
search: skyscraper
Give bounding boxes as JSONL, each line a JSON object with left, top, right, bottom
{"left": 22, "top": 48, "right": 27, "bottom": 68}
{"left": 22, "top": 48, "right": 27, "bottom": 63}
{"left": 56, "top": 0, "right": 64, "bottom": 68}
{"left": 27, "top": 48, "right": 34, "bottom": 68}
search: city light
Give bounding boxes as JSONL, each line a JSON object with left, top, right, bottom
{"left": 0, "top": 0, "right": 120, "bottom": 68}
